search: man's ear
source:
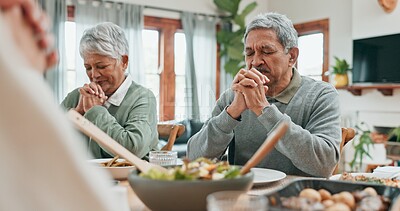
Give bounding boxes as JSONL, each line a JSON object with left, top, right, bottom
{"left": 122, "top": 55, "right": 129, "bottom": 69}
{"left": 288, "top": 47, "right": 299, "bottom": 67}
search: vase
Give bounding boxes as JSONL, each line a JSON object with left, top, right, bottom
{"left": 333, "top": 73, "right": 349, "bottom": 88}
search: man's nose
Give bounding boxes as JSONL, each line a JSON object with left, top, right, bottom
{"left": 251, "top": 54, "right": 264, "bottom": 68}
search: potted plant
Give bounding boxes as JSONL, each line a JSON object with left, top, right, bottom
{"left": 348, "top": 123, "right": 396, "bottom": 172}
{"left": 330, "top": 56, "right": 351, "bottom": 88}
{"left": 349, "top": 128, "right": 373, "bottom": 171}
{"left": 214, "top": 0, "right": 257, "bottom": 76}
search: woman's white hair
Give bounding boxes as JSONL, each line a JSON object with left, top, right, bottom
{"left": 79, "top": 22, "right": 129, "bottom": 60}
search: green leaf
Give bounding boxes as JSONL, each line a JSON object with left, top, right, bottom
{"left": 233, "top": 15, "right": 245, "bottom": 29}
{"left": 217, "top": 31, "right": 230, "bottom": 44}
{"left": 233, "top": 2, "right": 257, "bottom": 29}
{"left": 227, "top": 44, "right": 244, "bottom": 61}
{"left": 224, "top": 59, "right": 242, "bottom": 75}
{"left": 388, "top": 127, "right": 400, "bottom": 142}
{"left": 240, "top": 2, "right": 257, "bottom": 18}
{"left": 349, "top": 126, "right": 374, "bottom": 171}
{"left": 331, "top": 56, "right": 350, "bottom": 74}
{"left": 214, "top": 0, "right": 257, "bottom": 77}
{"left": 213, "top": 0, "right": 239, "bottom": 14}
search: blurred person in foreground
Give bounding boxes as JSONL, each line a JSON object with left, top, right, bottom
{"left": 0, "top": 1, "right": 124, "bottom": 210}
{"left": 187, "top": 12, "right": 341, "bottom": 178}
{"left": 61, "top": 22, "right": 158, "bottom": 159}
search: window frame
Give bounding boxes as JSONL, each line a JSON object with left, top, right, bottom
{"left": 144, "top": 16, "right": 182, "bottom": 121}
{"left": 294, "top": 19, "right": 329, "bottom": 82}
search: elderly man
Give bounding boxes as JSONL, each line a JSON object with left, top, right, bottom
{"left": 187, "top": 12, "right": 341, "bottom": 178}
{"left": 62, "top": 22, "right": 159, "bottom": 159}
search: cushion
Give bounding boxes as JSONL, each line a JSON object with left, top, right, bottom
{"left": 174, "top": 119, "right": 203, "bottom": 144}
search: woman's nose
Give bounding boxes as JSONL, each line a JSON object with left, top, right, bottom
{"left": 89, "top": 68, "right": 101, "bottom": 78}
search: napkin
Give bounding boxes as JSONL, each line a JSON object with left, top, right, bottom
{"left": 373, "top": 166, "right": 400, "bottom": 179}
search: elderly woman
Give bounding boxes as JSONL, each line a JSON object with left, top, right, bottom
{"left": 62, "top": 22, "right": 158, "bottom": 159}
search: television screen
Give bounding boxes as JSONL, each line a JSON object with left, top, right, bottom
{"left": 352, "top": 33, "right": 400, "bottom": 83}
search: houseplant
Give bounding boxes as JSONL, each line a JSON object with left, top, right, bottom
{"left": 349, "top": 123, "right": 374, "bottom": 171}
{"left": 388, "top": 127, "right": 400, "bottom": 142}
{"left": 214, "top": 0, "right": 257, "bottom": 76}
{"left": 330, "top": 56, "right": 351, "bottom": 88}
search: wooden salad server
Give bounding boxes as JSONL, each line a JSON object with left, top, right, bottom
{"left": 67, "top": 109, "right": 167, "bottom": 174}
{"left": 240, "top": 121, "right": 289, "bottom": 175}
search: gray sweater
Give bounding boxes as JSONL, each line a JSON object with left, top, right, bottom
{"left": 187, "top": 70, "right": 341, "bottom": 178}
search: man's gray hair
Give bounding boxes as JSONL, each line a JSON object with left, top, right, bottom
{"left": 79, "top": 22, "right": 129, "bottom": 60}
{"left": 244, "top": 12, "right": 298, "bottom": 52}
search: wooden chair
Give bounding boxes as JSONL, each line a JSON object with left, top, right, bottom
{"left": 333, "top": 127, "right": 356, "bottom": 174}
{"left": 158, "top": 123, "right": 185, "bottom": 151}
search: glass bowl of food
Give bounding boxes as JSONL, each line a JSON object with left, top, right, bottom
{"left": 128, "top": 158, "right": 254, "bottom": 211}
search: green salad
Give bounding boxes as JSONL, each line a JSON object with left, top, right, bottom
{"left": 140, "top": 157, "right": 241, "bottom": 181}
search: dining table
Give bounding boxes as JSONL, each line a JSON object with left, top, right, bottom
{"left": 119, "top": 175, "right": 309, "bottom": 211}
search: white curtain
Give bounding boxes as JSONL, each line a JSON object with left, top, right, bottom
{"left": 182, "top": 12, "right": 217, "bottom": 121}
{"left": 219, "top": 57, "right": 234, "bottom": 97}
{"left": 72, "top": 0, "right": 145, "bottom": 86}
{"left": 39, "top": 0, "right": 67, "bottom": 103}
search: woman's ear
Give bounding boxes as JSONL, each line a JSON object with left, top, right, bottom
{"left": 288, "top": 47, "right": 299, "bottom": 67}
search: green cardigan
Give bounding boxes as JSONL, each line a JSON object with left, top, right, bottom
{"left": 61, "top": 82, "right": 159, "bottom": 159}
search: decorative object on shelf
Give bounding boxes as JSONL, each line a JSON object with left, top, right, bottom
{"left": 214, "top": 0, "right": 257, "bottom": 76}
{"left": 378, "top": 0, "right": 398, "bottom": 13}
{"left": 329, "top": 56, "right": 351, "bottom": 88}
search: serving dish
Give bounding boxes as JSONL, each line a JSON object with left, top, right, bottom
{"left": 265, "top": 179, "right": 400, "bottom": 211}
{"left": 128, "top": 169, "right": 254, "bottom": 211}
{"left": 88, "top": 158, "right": 135, "bottom": 180}
{"left": 329, "top": 172, "right": 375, "bottom": 180}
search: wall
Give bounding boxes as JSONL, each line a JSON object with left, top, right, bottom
{"left": 117, "top": 0, "right": 400, "bottom": 127}
{"left": 353, "top": 0, "right": 400, "bottom": 39}
{"left": 268, "top": 0, "right": 400, "bottom": 128}
{"left": 268, "top": 0, "right": 353, "bottom": 77}
{"left": 118, "top": 0, "right": 268, "bottom": 20}
{"left": 99, "top": 0, "right": 400, "bottom": 169}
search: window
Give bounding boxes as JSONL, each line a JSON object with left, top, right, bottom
{"left": 173, "top": 32, "right": 187, "bottom": 121}
{"left": 144, "top": 17, "right": 185, "bottom": 121}
{"left": 65, "top": 21, "right": 77, "bottom": 93}
{"left": 65, "top": 7, "right": 218, "bottom": 121}
{"left": 295, "top": 19, "right": 329, "bottom": 82}
{"left": 298, "top": 33, "right": 323, "bottom": 81}
{"left": 142, "top": 29, "right": 161, "bottom": 118}
{"left": 141, "top": 28, "right": 188, "bottom": 121}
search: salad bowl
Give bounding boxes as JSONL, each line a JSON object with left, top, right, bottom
{"left": 127, "top": 159, "right": 254, "bottom": 211}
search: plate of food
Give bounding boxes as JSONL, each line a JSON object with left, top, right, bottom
{"left": 88, "top": 156, "right": 135, "bottom": 180}
{"left": 251, "top": 168, "right": 286, "bottom": 185}
{"left": 330, "top": 172, "right": 400, "bottom": 188}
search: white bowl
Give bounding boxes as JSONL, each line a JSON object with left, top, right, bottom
{"left": 88, "top": 158, "right": 136, "bottom": 180}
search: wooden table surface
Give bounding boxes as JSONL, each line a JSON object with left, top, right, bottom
{"left": 119, "top": 175, "right": 308, "bottom": 211}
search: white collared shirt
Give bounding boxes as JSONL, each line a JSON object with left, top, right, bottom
{"left": 104, "top": 74, "right": 133, "bottom": 108}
